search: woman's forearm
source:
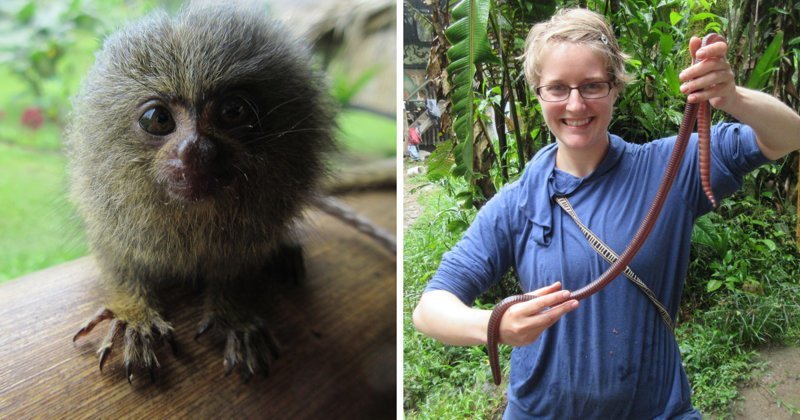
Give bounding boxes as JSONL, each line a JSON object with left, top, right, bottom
{"left": 412, "top": 290, "right": 491, "bottom": 346}
{"left": 721, "top": 86, "right": 800, "bottom": 160}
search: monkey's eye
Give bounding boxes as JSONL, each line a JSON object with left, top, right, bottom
{"left": 218, "top": 97, "right": 255, "bottom": 128}
{"left": 139, "top": 106, "right": 176, "bottom": 135}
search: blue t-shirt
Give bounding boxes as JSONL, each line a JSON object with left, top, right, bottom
{"left": 425, "top": 123, "right": 770, "bottom": 419}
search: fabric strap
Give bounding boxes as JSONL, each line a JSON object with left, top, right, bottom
{"left": 554, "top": 196, "right": 675, "bottom": 331}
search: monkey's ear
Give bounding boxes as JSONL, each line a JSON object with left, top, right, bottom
{"left": 139, "top": 105, "right": 176, "bottom": 136}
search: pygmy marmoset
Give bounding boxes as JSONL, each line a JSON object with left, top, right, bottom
{"left": 69, "top": 5, "right": 343, "bottom": 383}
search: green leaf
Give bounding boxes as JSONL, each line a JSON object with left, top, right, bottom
{"left": 704, "top": 22, "right": 721, "bottom": 33}
{"left": 723, "top": 250, "right": 733, "bottom": 264}
{"left": 444, "top": 0, "right": 499, "bottom": 178}
{"left": 640, "top": 103, "right": 656, "bottom": 123}
{"left": 746, "top": 31, "right": 784, "bottom": 90}
{"left": 691, "top": 12, "right": 718, "bottom": 22}
{"left": 456, "top": 191, "right": 474, "bottom": 209}
{"left": 670, "top": 11, "right": 683, "bottom": 26}
{"left": 426, "top": 140, "right": 456, "bottom": 181}
{"left": 707, "top": 279, "right": 723, "bottom": 292}
{"left": 626, "top": 58, "right": 642, "bottom": 69}
{"left": 659, "top": 33, "right": 675, "bottom": 55}
{"left": 665, "top": 63, "right": 680, "bottom": 94}
{"left": 446, "top": 219, "right": 469, "bottom": 233}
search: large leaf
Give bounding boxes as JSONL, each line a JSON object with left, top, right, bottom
{"left": 691, "top": 214, "right": 729, "bottom": 256}
{"left": 444, "top": 0, "right": 498, "bottom": 178}
{"left": 745, "top": 31, "right": 784, "bottom": 90}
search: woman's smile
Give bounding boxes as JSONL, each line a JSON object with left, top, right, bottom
{"left": 562, "top": 117, "right": 594, "bottom": 128}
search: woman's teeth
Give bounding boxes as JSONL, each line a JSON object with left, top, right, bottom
{"left": 564, "top": 118, "right": 591, "bottom": 127}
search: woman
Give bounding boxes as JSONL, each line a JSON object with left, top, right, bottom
{"left": 413, "top": 8, "right": 800, "bottom": 419}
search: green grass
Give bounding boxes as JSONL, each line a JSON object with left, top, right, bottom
{"left": 0, "top": 142, "right": 86, "bottom": 282}
{"left": 0, "top": 110, "right": 64, "bottom": 151}
{"left": 403, "top": 171, "right": 509, "bottom": 418}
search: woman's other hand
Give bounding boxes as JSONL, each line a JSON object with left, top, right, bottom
{"left": 499, "top": 282, "right": 579, "bottom": 347}
{"left": 679, "top": 36, "right": 737, "bottom": 111}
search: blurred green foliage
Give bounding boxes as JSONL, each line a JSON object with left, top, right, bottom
{"left": 0, "top": 0, "right": 152, "bottom": 282}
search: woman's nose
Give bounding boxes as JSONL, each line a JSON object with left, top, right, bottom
{"left": 565, "top": 88, "right": 586, "bottom": 111}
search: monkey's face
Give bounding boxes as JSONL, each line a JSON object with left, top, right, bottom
{"left": 68, "top": 7, "right": 335, "bottom": 221}
{"left": 135, "top": 94, "right": 256, "bottom": 202}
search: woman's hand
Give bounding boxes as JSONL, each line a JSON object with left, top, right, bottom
{"left": 499, "top": 282, "right": 579, "bottom": 347}
{"left": 679, "top": 36, "right": 738, "bottom": 111}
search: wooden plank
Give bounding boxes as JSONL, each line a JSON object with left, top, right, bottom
{"left": 0, "top": 191, "right": 396, "bottom": 418}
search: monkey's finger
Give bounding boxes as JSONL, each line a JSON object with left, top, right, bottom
{"left": 97, "top": 319, "right": 124, "bottom": 371}
{"left": 123, "top": 328, "right": 137, "bottom": 384}
{"left": 195, "top": 317, "right": 215, "bottom": 341}
{"left": 73, "top": 307, "right": 115, "bottom": 342}
{"left": 223, "top": 330, "right": 240, "bottom": 376}
{"left": 139, "top": 331, "right": 160, "bottom": 371}
{"left": 242, "top": 336, "right": 255, "bottom": 383}
{"left": 98, "top": 347, "right": 112, "bottom": 372}
{"left": 223, "top": 359, "right": 236, "bottom": 377}
{"left": 125, "top": 362, "right": 133, "bottom": 384}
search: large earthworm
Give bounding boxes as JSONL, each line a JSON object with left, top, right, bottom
{"left": 696, "top": 34, "right": 721, "bottom": 208}
{"left": 486, "top": 34, "right": 726, "bottom": 385}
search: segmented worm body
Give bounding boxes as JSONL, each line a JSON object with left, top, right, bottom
{"left": 487, "top": 34, "right": 726, "bottom": 385}
{"left": 695, "top": 34, "right": 722, "bottom": 207}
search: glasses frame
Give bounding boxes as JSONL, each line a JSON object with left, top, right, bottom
{"left": 534, "top": 81, "right": 614, "bottom": 102}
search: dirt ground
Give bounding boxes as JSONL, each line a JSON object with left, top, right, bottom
{"left": 402, "top": 154, "right": 433, "bottom": 230}
{"left": 733, "top": 346, "right": 800, "bottom": 419}
{"left": 402, "top": 157, "right": 800, "bottom": 418}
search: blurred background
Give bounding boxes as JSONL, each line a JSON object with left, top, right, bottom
{"left": 0, "top": 0, "right": 396, "bottom": 282}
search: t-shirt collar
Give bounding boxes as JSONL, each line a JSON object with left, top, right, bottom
{"left": 518, "top": 133, "right": 625, "bottom": 245}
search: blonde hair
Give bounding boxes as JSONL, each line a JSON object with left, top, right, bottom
{"left": 523, "top": 8, "right": 631, "bottom": 89}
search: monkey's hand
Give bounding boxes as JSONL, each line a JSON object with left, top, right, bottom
{"left": 73, "top": 302, "right": 175, "bottom": 384}
{"left": 195, "top": 310, "right": 281, "bottom": 382}
{"left": 194, "top": 243, "right": 302, "bottom": 381}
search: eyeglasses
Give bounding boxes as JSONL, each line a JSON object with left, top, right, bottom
{"left": 534, "top": 81, "right": 613, "bottom": 102}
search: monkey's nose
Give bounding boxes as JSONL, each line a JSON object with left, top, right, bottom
{"left": 177, "top": 135, "right": 218, "bottom": 167}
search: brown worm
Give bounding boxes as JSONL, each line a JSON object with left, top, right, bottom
{"left": 486, "top": 34, "right": 726, "bottom": 385}
{"left": 696, "top": 34, "right": 722, "bottom": 207}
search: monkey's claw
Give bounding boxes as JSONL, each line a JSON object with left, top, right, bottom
{"left": 73, "top": 307, "right": 114, "bottom": 342}
{"left": 73, "top": 306, "right": 175, "bottom": 383}
{"left": 195, "top": 316, "right": 215, "bottom": 340}
{"left": 97, "top": 319, "right": 124, "bottom": 370}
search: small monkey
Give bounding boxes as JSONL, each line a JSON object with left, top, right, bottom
{"left": 68, "top": 5, "right": 388, "bottom": 383}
